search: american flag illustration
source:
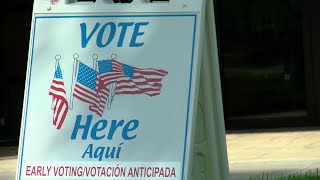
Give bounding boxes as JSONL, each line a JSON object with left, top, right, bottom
{"left": 96, "top": 59, "right": 168, "bottom": 111}
{"left": 72, "top": 61, "right": 102, "bottom": 116}
{"left": 49, "top": 63, "right": 69, "bottom": 130}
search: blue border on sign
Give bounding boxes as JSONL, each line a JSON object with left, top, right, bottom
{"left": 17, "top": 14, "right": 198, "bottom": 180}
{"left": 17, "top": 17, "right": 37, "bottom": 180}
{"left": 181, "top": 15, "right": 197, "bottom": 180}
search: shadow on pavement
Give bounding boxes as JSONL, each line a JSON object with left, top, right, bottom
{"left": 0, "top": 146, "right": 18, "bottom": 158}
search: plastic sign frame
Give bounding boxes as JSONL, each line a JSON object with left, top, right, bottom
{"left": 16, "top": 0, "right": 206, "bottom": 180}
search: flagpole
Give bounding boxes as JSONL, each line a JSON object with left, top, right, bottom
{"left": 92, "top": 54, "right": 99, "bottom": 111}
{"left": 93, "top": 54, "right": 98, "bottom": 71}
{"left": 111, "top": 54, "right": 117, "bottom": 104}
{"left": 51, "top": 54, "right": 61, "bottom": 110}
{"left": 107, "top": 54, "right": 118, "bottom": 109}
{"left": 69, "top": 53, "right": 79, "bottom": 110}
{"left": 111, "top": 83, "right": 117, "bottom": 103}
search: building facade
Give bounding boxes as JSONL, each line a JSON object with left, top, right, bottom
{"left": 1, "top": 0, "right": 320, "bottom": 143}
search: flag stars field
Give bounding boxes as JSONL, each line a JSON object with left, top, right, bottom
{"left": 77, "top": 63, "right": 97, "bottom": 91}
{"left": 54, "top": 65, "right": 63, "bottom": 78}
{"left": 122, "top": 64, "right": 134, "bottom": 79}
{"left": 99, "top": 60, "right": 113, "bottom": 73}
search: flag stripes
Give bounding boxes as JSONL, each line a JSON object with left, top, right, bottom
{"left": 49, "top": 63, "right": 69, "bottom": 130}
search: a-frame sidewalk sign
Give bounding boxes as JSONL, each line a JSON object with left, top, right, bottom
{"left": 16, "top": 0, "right": 229, "bottom": 179}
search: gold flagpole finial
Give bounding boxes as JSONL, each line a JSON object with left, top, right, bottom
{"left": 55, "top": 54, "right": 61, "bottom": 61}
{"left": 92, "top": 54, "right": 98, "bottom": 61}
{"left": 73, "top": 53, "right": 79, "bottom": 60}
{"left": 111, "top": 54, "right": 117, "bottom": 60}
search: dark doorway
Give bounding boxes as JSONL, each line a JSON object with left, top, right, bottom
{"left": 214, "top": 0, "right": 314, "bottom": 130}
{"left": 0, "top": 3, "right": 33, "bottom": 145}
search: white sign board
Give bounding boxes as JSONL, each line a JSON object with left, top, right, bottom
{"left": 16, "top": 1, "right": 206, "bottom": 180}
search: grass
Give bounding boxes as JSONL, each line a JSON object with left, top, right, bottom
{"left": 249, "top": 169, "right": 320, "bottom": 180}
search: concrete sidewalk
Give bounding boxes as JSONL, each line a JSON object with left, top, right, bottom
{"left": 0, "top": 158, "right": 16, "bottom": 180}
{"left": 227, "top": 129, "right": 320, "bottom": 179}
{"left": 0, "top": 146, "right": 18, "bottom": 179}
{"left": 2, "top": 129, "right": 320, "bottom": 179}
